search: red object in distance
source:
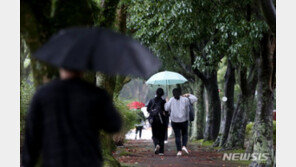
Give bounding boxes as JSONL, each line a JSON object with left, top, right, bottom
{"left": 273, "top": 110, "right": 276, "bottom": 121}
{"left": 127, "top": 101, "right": 145, "bottom": 110}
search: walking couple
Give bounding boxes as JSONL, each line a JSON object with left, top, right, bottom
{"left": 147, "top": 88, "right": 197, "bottom": 156}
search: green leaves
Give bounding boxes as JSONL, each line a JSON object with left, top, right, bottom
{"left": 128, "top": 0, "right": 269, "bottom": 72}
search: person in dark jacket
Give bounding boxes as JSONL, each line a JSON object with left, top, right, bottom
{"left": 146, "top": 88, "right": 168, "bottom": 155}
{"left": 134, "top": 109, "right": 146, "bottom": 139}
{"left": 22, "top": 68, "right": 122, "bottom": 167}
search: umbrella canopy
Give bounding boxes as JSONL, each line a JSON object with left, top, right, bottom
{"left": 127, "top": 101, "right": 145, "bottom": 110}
{"left": 146, "top": 71, "right": 188, "bottom": 85}
{"left": 33, "top": 27, "right": 161, "bottom": 78}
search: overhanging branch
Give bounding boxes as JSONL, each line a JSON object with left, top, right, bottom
{"left": 259, "top": 0, "right": 276, "bottom": 34}
{"left": 172, "top": 56, "right": 196, "bottom": 81}
{"left": 189, "top": 44, "right": 207, "bottom": 82}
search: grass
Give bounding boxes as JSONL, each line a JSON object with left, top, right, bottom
{"left": 190, "top": 139, "right": 251, "bottom": 166}
{"left": 120, "top": 164, "right": 136, "bottom": 167}
{"left": 118, "top": 151, "right": 135, "bottom": 156}
{"left": 191, "top": 139, "right": 214, "bottom": 146}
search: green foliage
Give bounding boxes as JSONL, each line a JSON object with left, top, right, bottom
{"left": 100, "top": 99, "right": 137, "bottom": 167}
{"left": 102, "top": 150, "right": 121, "bottom": 167}
{"left": 112, "top": 99, "right": 137, "bottom": 145}
{"left": 114, "top": 99, "right": 137, "bottom": 131}
{"left": 128, "top": 0, "right": 269, "bottom": 74}
{"left": 128, "top": 0, "right": 200, "bottom": 71}
{"left": 192, "top": 139, "right": 214, "bottom": 147}
{"left": 245, "top": 122, "right": 254, "bottom": 139}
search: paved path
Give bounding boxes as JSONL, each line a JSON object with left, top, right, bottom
{"left": 125, "top": 126, "right": 172, "bottom": 140}
{"left": 114, "top": 139, "right": 248, "bottom": 167}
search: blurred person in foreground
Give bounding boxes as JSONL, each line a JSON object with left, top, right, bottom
{"left": 146, "top": 88, "right": 168, "bottom": 155}
{"left": 22, "top": 68, "right": 122, "bottom": 167}
{"left": 165, "top": 88, "right": 197, "bottom": 156}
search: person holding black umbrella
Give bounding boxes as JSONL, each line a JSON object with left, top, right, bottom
{"left": 22, "top": 68, "right": 122, "bottom": 167}
{"left": 21, "top": 27, "right": 161, "bottom": 167}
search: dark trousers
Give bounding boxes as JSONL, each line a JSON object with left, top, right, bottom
{"left": 164, "top": 117, "right": 169, "bottom": 140}
{"left": 171, "top": 121, "right": 188, "bottom": 151}
{"left": 135, "top": 126, "right": 143, "bottom": 138}
{"left": 151, "top": 119, "right": 166, "bottom": 153}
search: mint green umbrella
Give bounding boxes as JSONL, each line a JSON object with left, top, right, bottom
{"left": 146, "top": 71, "right": 188, "bottom": 85}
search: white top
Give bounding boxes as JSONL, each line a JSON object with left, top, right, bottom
{"left": 165, "top": 94, "right": 197, "bottom": 123}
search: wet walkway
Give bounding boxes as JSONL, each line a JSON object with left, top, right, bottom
{"left": 125, "top": 125, "right": 172, "bottom": 140}
{"left": 114, "top": 138, "right": 248, "bottom": 167}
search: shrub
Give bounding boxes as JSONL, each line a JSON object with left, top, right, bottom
{"left": 245, "top": 122, "right": 254, "bottom": 139}
{"left": 112, "top": 99, "right": 137, "bottom": 146}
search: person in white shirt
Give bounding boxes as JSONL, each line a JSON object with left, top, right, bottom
{"left": 165, "top": 88, "right": 197, "bottom": 156}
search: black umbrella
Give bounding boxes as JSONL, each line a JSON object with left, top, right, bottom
{"left": 33, "top": 27, "right": 161, "bottom": 78}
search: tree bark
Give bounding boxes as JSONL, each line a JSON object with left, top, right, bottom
{"left": 258, "top": 0, "right": 276, "bottom": 34}
{"left": 203, "top": 71, "right": 221, "bottom": 141}
{"left": 223, "top": 58, "right": 259, "bottom": 149}
{"left": 249, "top": 32, "right": 275, "bottom": 167}
{"left": 188, "top": 44, "right": 221, "bottom": 141}
{"left": 20, "top": 37, "right": 32, "bottom": 82}
{"left": 21, "top": 0, "right": 95, "bottom": 86}
{"left": 191, "top": 82, "right": 206, "bottom": 140}
{"left": 99, "top": 2, "right": 130, "bottom": 99}
{"left": 100, "top": 0, "right": 120, "bottom": 28}
{"left": 214, "top": 59, "right": 235, "bottom": 147}
{"left": 213, "top": 102, "right": 225, "bottom": 147}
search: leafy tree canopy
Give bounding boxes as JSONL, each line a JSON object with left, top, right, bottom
{"left": 127, "top": 0, "right": 268, "bottom": 73}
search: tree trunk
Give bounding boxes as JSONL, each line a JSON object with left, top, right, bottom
{"left": 221, "top": 60, "right": 235, "bottom": 146}
{"left": 214, "top": 60, "right": 235, "bottom": 146}
{"left": 203, "top": 71, "right": 221, "bottom": 141}
{"left": 114, "top": 76, "right": 131, "bottom": 98}
{"left": 21, "top": 1, "right": 122, "bottom": 166}
{"left": 100, "top": 0, "right": 120, "bottom": 28}
{"left": 21, "top": 0, "right": 95, "bottom": 86}
{"left": 223, "top": 95, "right": 248, "bottom": 149}
{"left": 20, "top": 37, "right": 31, "bottom": 82}
{"left": 249, "top": 32, "right": 275, "bottom": 167}
{"left": 213, "top": 103, "right": 225, "bottom": 147}
{"left": 223, "top": 50, "right": 260, "bottom": 149}
{"left": 181, "top": 82, "right": 196, "bottom": 137}
{"left": 258, "top": 0, "right": 276, "bottom": 34}
{"left": 191, "top": 82, "right": 206, "bottom": 140}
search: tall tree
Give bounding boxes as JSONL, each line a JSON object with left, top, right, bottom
{"left": 21, "top": 0, "right": 96, "bottom": 86}
{"left": 258, "top": 0, "right": 276, "bottom": 34}
{"left": 247, "top": 1, "right": 276, "bottom": 166}
{"left": 248, "top": 32, "right": 275, "bottom": 167}
{"left": 223, "top": 58, "right": 259, "bottom": 149}
{"left": 128, "top": 0, "right": 270, "bottom": 142}
{"left": 190, "top": 82, "right": 206, "bottom": 140}
{"left": 213, "top": 59, "right": 235, "bottom": 146}
{"left": 190, "top": 48, "right": 222, "bottom": 141}
{"left": 215, "top": 1, "right": 267, "bottom": 151}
